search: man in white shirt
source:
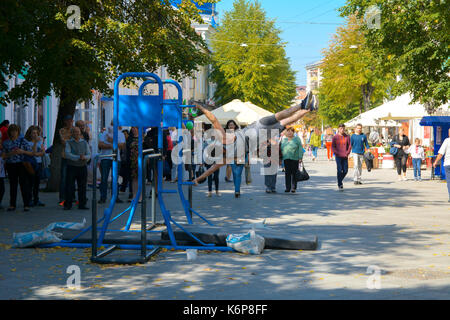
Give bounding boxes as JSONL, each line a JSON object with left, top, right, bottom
{"left": 433, "top": 129, "right": 450, "bottom": 202}
{"left": 98, "top": 123, "right": 126, "bottom": 204}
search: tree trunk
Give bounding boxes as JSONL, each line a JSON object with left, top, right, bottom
{"left": 45, "top": 88, "right": 77, "bottom": 192}
{"left": 361, "top": 82, "right": 375, "bottom": 112}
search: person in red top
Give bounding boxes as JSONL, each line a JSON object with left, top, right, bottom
{"left": 0, "top": 120, "right": 10, "bottom": 143}
{"left": 331, "top": 124, "right": 352, "bottom": 191}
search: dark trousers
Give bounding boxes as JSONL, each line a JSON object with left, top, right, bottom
{"left": 59, "top": 158, "right": 68, "bottom": 201}
{"left": 0, "top": 177, "right": 5, "bottom": 205}
{"left": 100, "top": 159, "right": 121, "bottom": 200}
{"left": 65, "top": 165, "right": 87, "bottom": 208}
{"left": 335, "top": 156, "right": 349, "bottom": 187}
{"left": 395, "top": 154, "right": 407, "bottom": 175}
{"left": 206, "top": 164, "right": 219, "bottom": 192}
{"left": 5, "top": 162, "right": 31, "bottom": 207}
{"left": 30, "top": 163, "right": 42, "bottom": 204}
{"left": 284, "top": 159, "right": 298, "bottom": 191}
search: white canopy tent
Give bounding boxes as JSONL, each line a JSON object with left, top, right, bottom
{"left": 195, "top": 99, "right": 273, "bottom": 127}
{"left": 345, "top": 93, "right": 449, "bottom": 128}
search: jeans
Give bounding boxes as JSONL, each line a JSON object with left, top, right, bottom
{"left": 206, "top": 164, "right": 219, "bottom": 192}
{"left": 264, "top": 163, "right": 277, "bottom": 191}
{"left": 284, "top": 159, "right": 298, "bottom": 191}
{"left": 311, "top": 146, "right": 318, "bottom": 158}
{"left": 412, "top": 158, "right": 422, "bottom": 179}
{"left": 445, "top": 166, "right": 450, "bottom": 199}
{"left": 231, "top": 163, "right": 244, "bottom": 193}
{"left": 335, "top": 156, "right": 349, "bottom": 187}
{"left": 100, "top": 159, "right": 121, "bottom": 200}
{"left": 352, "top": 153, "right": 364, "bottom": 182}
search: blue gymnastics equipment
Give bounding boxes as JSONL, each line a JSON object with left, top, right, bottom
{"left": 38, "top": 72, "right": 233, "bottom": 264}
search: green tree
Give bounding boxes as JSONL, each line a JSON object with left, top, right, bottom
{"left": 318, "top": 14, "right": 395, "bottom": 126}
{"left": 210, "top": 0, "right": 297, "bottom": 113}
{"left": 0, "top": 0, "right": 215, "bottom": 190}
{"left": 340, "top": 0, "right": 450, "bottom": 113}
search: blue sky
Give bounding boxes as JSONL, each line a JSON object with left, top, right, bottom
{"left": 215, "top": 0, "right": 347, "bottom": 86}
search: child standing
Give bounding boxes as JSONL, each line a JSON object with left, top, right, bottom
{"left": 408, "top": 138, "right": 425, "bottom": 181}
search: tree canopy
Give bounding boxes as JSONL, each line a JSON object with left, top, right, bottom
{"left": 340, "top": 0, "right": 450, "bottom": 113}
{"left": 0, "top": 0, "right": 216, "bottom": 190}
{"left": 210, "top": 0, "right": 297, "bottom": 113}
{"left": 318, "top": 14, "right": 395, "bottom": 126}
{"left": 0, "top": 0, "right": 215, "bottom": 107}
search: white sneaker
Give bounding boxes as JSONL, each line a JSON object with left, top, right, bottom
{"left": 398, "top": 176, "right": 403, "bottom": 181}
{"left": 402, "top": 176, "right": 407, "bottom": 181}
{"left": 207, "top": 192, "right": 212, "bottom": 197}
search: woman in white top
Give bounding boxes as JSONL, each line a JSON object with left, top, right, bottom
{"left": 433, "top": 129, "right": 450, "bottom": 202}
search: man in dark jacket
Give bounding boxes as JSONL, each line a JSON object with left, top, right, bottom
{"left": 64, "top": 127, "right": 91, "bottom": 210}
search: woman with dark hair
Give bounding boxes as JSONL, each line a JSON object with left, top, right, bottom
{"left": 224, "top": 120, "right": 238, "bottom": 183}
{"left": 392, "top": 128, "right": 410, "bottom": 181}
{"left": 2, "top": 124, "right": 33, "bottom": 211}
{"left": 24, "top": 126, "right": 45, "bottom": 207}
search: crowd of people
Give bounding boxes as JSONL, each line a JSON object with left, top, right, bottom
{"left": 1, "top": 97, "right": 450, "bottom": 211}
{"left": 0, "top": 120, "right": 47, "bottom": 211}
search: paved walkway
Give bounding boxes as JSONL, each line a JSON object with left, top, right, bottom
{"left": 0, "top": 149, "right": 449, "bottom": 300}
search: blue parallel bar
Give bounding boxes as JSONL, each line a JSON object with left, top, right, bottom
{"left": 190, "top": 208, "right": 214, "bottom": 226}
{"left": 170, "top": 218, "right": 215, "bottom": 247}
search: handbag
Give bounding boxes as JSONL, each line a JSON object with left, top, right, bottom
{"left": 195, "top": 165, "right": 205, "bottom": 178}
{"left": 295, "top": 161, "right": 309, "bottom": 182}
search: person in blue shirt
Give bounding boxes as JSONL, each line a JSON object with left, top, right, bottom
{"left": 350, "top": 123, "right": 370, "bottom": 185}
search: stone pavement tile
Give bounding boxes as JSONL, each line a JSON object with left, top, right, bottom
{"left": 0, "top": 149, "right": 449, "bottom": 299}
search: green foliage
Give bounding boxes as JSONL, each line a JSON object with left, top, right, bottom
{"left": 210, "top": 0, "right": 297, "bottom": 113}
{"left": 340, "top": 0, "right": 450, "bottom": 113}
{"left": 0, "top": 0, "right": 215, "bottom": 105}
{"left": 318, "top": 14, "right": 395, "bottom": 126}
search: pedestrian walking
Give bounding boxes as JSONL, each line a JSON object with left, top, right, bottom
{"left": 433, "top": 129, "right": 450, "bottom": 201}
{"left": 203, "top": 136, "right": 221, "bottom": 197}
{"left": 391, "top": 128, "right": 410, "bottom": 181}
{"left": 408, "top": 138, "right": 425, "bottom": 181}
{"left": 324, "top": 127, "right": 334, "bottom": 161}
{"left": 261, "top": 137, "right": 280, "bottom": 193}
{"left": 224, "top": 120, "right": 238, "bottom": 183}
{"left": 281, "top": 127, "right": 304, "bottom": 193}
{"left": 309, "top": 128, "right": 321, "bottom": 161}
{"left": 332, "top": 124, "right": 352, "bottom": 191}
{"left": 63, "top": 127, "right": 90, "bottom": 210}
{"left": 350, "top": 123, "right": 370, "bottom": 185}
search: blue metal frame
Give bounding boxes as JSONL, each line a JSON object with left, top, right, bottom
{"left": 38, "top": 73, "right": 233, "bottom": 261}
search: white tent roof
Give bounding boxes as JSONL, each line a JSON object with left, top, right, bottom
{"left": 195, "top": 99, "right": 273, "bottom": 126}
{"left": 344, "top": 93, "right": 449, "bottom": 128}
